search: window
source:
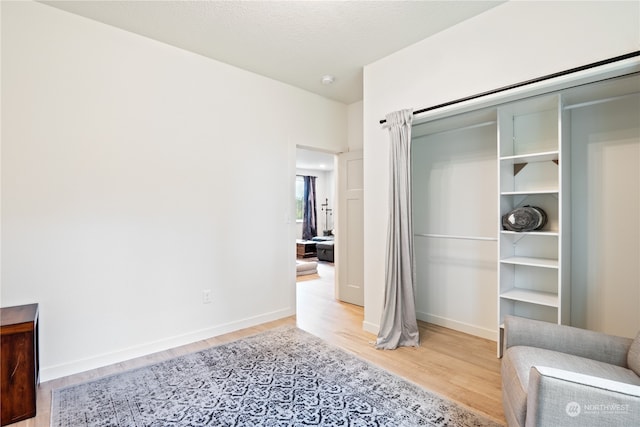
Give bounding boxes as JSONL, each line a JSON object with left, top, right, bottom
{"left": 295, "top": 176, "right": 304, "bottom": 221}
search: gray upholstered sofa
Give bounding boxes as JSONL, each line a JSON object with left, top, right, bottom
{"left": 502, "top": 315, "right": 640, "bottom": 427}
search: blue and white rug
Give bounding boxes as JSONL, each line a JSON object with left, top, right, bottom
{"left": 51, "top": 327, "right": 502, "bottom": 426}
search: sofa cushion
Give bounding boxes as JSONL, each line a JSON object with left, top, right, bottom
{"left": 311, "top": 236, "right": 334, "bottom": 242}
{"left": 629, "top": 332, "right": 640, "bottom": 375}
{"left": 508, "top": 346, "right": 640, "bottom": 389}
{"left": 502, "top": 351, "right": 529, "bottom": 427}
{"left": 316, "top": 241, "right": 334, "bottom": 249}
{"left": 503, "top": 345, "right": 640, "bottom": 427}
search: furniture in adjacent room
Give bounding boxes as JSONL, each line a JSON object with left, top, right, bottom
{"left": 311, "top": 235, "right": 335, "bottom": 262}
{"left": 296, "top": 240, "right": 316, "bottom": 258}
{"left": 311, "top": 235, "right": 334, "bottom": 243}
{"left": 501, "top": 315, "right": 640, "bottom": 427}
{"left": 296, "top": 260, "right": 318, "bottom": 276}
{"left": 1, "top": 303, "right": 39, "bottom": 426}
{"left": 316, "top": 241, "right": 334, "bottom": 263}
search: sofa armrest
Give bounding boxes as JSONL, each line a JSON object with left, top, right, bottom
{"left": 526, "top": 366, "right": 640, "bottom": 427}
{"left": 504, "top": 315, "right": 632, "bottom": 367}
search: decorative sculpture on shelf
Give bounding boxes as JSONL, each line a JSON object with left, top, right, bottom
{"left": 321, "top": 198, "right": 333, "bottom": 236}
{"left": 502, "top": 205, "right": 547, "bottom": 232}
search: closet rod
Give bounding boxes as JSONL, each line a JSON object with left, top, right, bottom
{"left": 379, "top": 50, "right": 640, "bottom": 125}
{"left": 564, "top": 91, "right": 639, "bottom": 110}
{"left": 415, "top": 233, "right": 497, "bottom": 242}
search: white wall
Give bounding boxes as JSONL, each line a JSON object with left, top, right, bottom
{"left": 363, "top": 1, "right": 640, "bottom": 334}
{"left": 412, "top": 122, "right": 498, "bottom": 339}
{"left": 348, "top": 101, "right": 364, "bottom": 151}
{"left": 570, "top": 94, "right": 640, "bottom": 338}
{"left": 1, "top": 1, "right": 347, "bottom": 380}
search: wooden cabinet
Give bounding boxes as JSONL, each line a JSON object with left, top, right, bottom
{"left": 1, "top": 304, "right": 39, "bottom": 426}
{"left": 296, "top": 240, "right": 316, "bottom": 258}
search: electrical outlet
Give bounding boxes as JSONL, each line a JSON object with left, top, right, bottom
{"left": 202, "top": 289, "right": 212, "bottom": 304}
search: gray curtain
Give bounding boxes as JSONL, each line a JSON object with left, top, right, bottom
{"left": 302, "top": 176, "right": 317, "bottom": 241}
{"left": 376, "top": 109, "right": 420, "bottom": 349}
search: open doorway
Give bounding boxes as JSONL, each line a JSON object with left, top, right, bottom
{"left": 295, "top": 147, "right": 337, "bottom": 306}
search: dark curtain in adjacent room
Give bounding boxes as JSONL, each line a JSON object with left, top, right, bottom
{"left": 302, "top": 176, "right": 317, "bottom": 240}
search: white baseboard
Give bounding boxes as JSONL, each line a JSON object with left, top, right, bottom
{"left": 362, "top": 320, "right": 379, "bottom": 335}
{"left": 41, "top": 307, "right": 296, "bottom": 382}
{"left": 416, "top": 311, "right": 497, "bottom": 341}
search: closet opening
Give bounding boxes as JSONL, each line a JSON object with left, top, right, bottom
{"left": 411, "top": 106, "right": 499, "bottom": 342}
{"left": 409, "top": 70, "right": 639, "bottom": 355}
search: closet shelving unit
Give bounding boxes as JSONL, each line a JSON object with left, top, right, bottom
{"left": 497, "top": 94, "right": 570, "bottom": 356}
{"left": 408, "top": 64, "right": 639, "bottom": 355}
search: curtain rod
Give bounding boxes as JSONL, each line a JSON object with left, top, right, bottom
{"left": 379, "top": 50, "right": 640, "bottom": 125}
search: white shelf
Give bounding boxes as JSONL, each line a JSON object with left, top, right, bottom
{"left": 500, "top": 150, "right": 559, "bottom": 163}
{"left": 500, "top": 288, "right": 559, "bottom": 307}
{"left": 500, "top": 256, "right": 558, "bottom": 268}
{"left": 414, "top": 233, "right": 497, "bottom": 241}
{"left": 501, "top": 230, "right": 559, "bottom": 237}
{"left": 501, "top": 190, "right": 558, "bottom": 196}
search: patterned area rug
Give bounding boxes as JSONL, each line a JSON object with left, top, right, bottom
{"left": 51, "top": 327, "right": 502, "bottom": 426}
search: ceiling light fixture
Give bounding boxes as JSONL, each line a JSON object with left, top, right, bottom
{"left": 321, "top": 75, "right": 335, "bottom": 85}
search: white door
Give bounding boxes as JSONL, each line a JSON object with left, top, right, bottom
{"left": 336, "top": 150, "right": 364, "bottom": 306}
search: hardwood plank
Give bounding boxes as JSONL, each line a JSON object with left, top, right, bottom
{"left": 11, "top": 261, "right": 505, "bottom": 426}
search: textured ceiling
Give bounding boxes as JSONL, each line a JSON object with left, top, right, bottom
{"left": 41, "top": 1, "right": 503, "bottom": 104}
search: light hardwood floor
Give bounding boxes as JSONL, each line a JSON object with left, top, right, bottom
{"left": 16, "top": 261, "right": 505, "bottom": 426}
